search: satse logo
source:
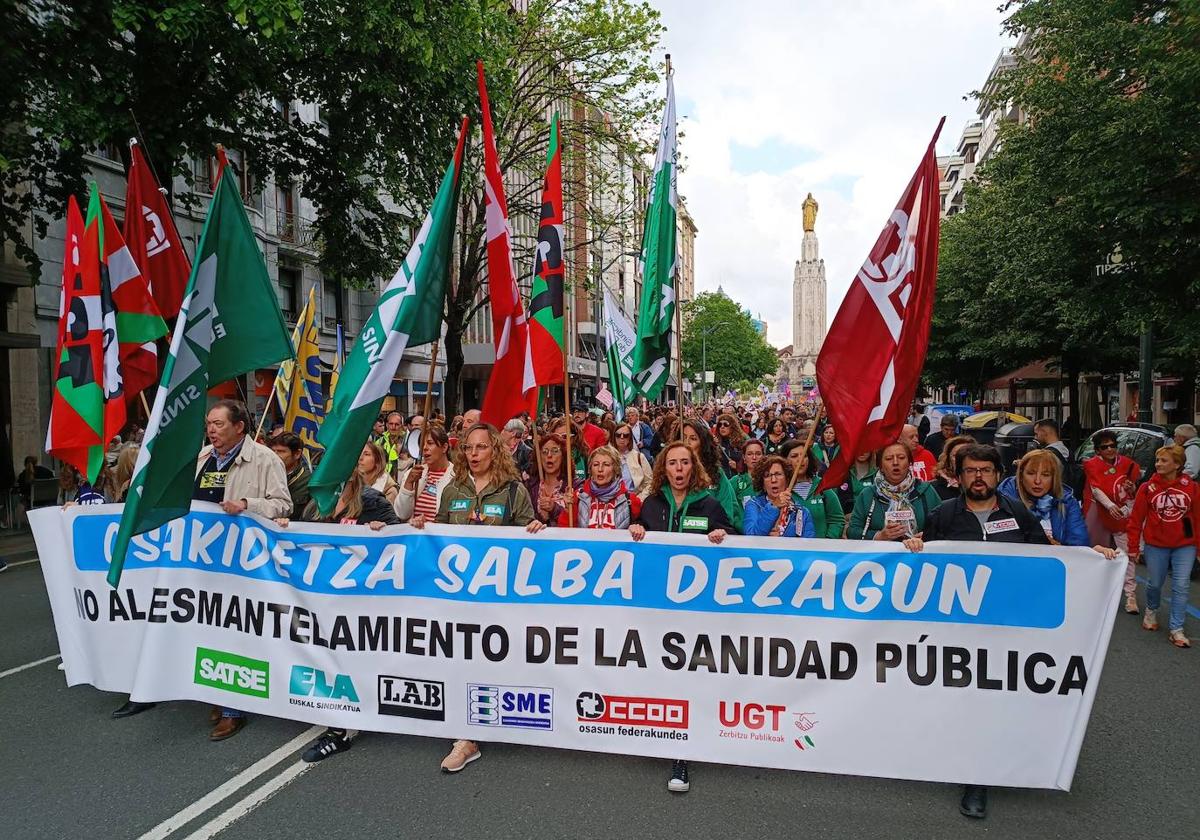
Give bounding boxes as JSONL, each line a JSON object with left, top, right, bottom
{"left": 378, "top": 675, "right": 444, "bottom": 721}
{"left": 468, "top": 684, "right": 554, "bottom": 730}
{"left": 193, "top": 647, "right": 269, "bottom": 699}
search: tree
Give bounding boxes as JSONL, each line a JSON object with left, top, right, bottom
{"left": 5, "top": 1, "right": 488, "bottom": 288}
{"left": 925, "top": 0, "right": 1199, "bottom": 416}
{"left": 680, "top": 291, "right": 778, "bottom": 398}
{"left": 441, "top": 0, "right": 664, "bottom": 415}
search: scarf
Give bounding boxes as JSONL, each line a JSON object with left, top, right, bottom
{"left": 578, "top": 479, "right": 632, "bottom": 529}
{"left": 874, "top": 470, "right": 917, "bottom": 522}
{"left": 1031, "top": 493, "right": 1057, "bottom": 522}
{"left": 588, "top": 478, "right": 623, "bottom": 503}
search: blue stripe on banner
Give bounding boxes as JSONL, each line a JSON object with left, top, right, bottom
{"left": 73, "top": 510, "right": 1067, "bottom": 629}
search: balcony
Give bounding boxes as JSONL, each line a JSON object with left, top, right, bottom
{"left": 277, "top": 210, "right": 318, "bottom": 252}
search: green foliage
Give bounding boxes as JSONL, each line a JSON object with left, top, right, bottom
{"left": 925, "top": 0, "right": 1200, "bottom": 393}
{"left": 4, "top": 0, "right": 486, "bottom": 287}
{"left": 681, "top": 291, "right": 778, "bottom": 396}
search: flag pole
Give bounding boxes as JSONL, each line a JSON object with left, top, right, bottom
{"left": 666, "top": 53, "right": 685, "bottom": 416}
{"left": 420, "top": 340, "right": 440, "bottom": 453}
{"left": 778, "top": 401, "right": 825, "bottom": 522}
{"left": 561, "top": 302, "right": 575, "bottom": 526}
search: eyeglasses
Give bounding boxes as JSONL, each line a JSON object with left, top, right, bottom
{"left": 961, "top": 466, "right": 996, "bottom": 477}
{"left": 718, "top": 421, "right": 731, "bottom": 428}
{"left": 1096, "top": 443, "right": 1117, "bottom": 451}
{"left": 615, "top": 432, "right": 631, "bottom": 439}
{"left": 764, "top": 471, "right": 786, "bottom": 480}
{"left": 461, "top": 444, "right": 492, "bottom": 454}
{"left": 542, "top": 448, "right": 563, "bottom": 457}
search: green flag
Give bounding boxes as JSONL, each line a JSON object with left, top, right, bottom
{"left": 602, "top": 288, "right": 637, "bottom": 419}
{"left": 108, "top": 165, "right": 293, "bottom": 585}
{"left": 308, "top": 117, "right": 468, "bottom": 515}
{"left": 631, "top": 73, "right": 678, "bottom": 401}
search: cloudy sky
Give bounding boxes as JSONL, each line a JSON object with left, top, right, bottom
{"left": 654, "top": 0, "right": 1014, "bottom": 348}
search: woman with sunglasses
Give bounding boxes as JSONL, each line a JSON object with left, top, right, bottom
{"left": 612, "top": 423, "right": 653, "bottom": 498}
{"left": 715, "top": 412, "right": 746, "bottom": 478}
{"left": 743, "top": 455, "right": 816, "bottom": 537}
{"left": 1082, "top": 430, "right": 1142, "bottom": 614}
{"left": 410, "top": 422, "right": 544, "bottom": 772}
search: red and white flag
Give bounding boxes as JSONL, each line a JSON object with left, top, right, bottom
{"left": 817, "top": 119, "right": 944, "bottom": 492}
{"left": 124, "top": 139, "right": 191, "bottom": 319}
{"left": 477, "top": 60, "right": 536, "bottom": 426}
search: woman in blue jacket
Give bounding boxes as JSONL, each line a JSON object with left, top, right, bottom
{"left": 743, "top": 455, "right": 816, "bottom": 537}
{"left": 998, "top": 449, "right": 1088, "bottom": 546}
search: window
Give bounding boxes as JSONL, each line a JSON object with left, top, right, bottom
{"left": 196, "top": 149, "right": 255, "bottom": 206}
{"left": 323, "top": 279, "right": 343, "bottom": 330}
{"left": 277, "top": 263, "right": 301, "bottom": 322}
{"left": 276, "top": 183, "right": 297, "bottom": 242}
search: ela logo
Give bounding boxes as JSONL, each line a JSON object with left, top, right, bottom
{"left": 194, "top": 647, "right": 269, "bottom": 699}
{"left": 289, "top": 666, "right": 359, "bottom": 702}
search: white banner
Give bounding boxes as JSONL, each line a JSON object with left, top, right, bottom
{"left": 32, "top": 504, "right": 1123, "bottom": 790}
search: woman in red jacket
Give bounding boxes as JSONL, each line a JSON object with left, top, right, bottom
{"left": 560, "top": 445, "right": 642, "bottom": 529}
{"left": 1127, "top": 445, "right": 1200, "bottom": 647}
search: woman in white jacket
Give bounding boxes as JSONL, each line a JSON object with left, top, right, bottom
{"left": 613, "top": 422, "right": 653, "bottom": 499}
{"left": 395, "top": 424, "right": 455, "bottom": 522}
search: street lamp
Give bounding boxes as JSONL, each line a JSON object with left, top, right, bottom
{"left": 700, "top": 321, "right": 730, "bottom": 403}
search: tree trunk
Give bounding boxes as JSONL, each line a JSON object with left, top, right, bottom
{"left": 1065, "top": 359, "right": 1081, "bottom": 448}
{"left": 443, "top": 310, "right": 465, "bottom": 418}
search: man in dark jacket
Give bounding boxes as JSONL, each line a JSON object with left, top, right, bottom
{"left": 904, "top": 443, "right": 1048, "bottom": 820}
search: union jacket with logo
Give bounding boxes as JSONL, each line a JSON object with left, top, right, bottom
{"left": 636, "top": 489, "right": 737, "bottom": 535}
{"left": 1127, "top": 474, "right": 1200, "bottom": 551}
{"left": 922, "top": 494, "right": 1049, "bottom": 545}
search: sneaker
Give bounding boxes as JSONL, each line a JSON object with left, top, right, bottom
{"left": 302, "top": 729, "right": 352, "bottom": 763}
{"left": 440, "top": 739, "right": 480, "bottom": 773}
{"left": 668, "top": 760, "right": 690, "bottom": 793}
{"left": 1124, "top": 594, "right": 1139, "bottom": 614}
{"left": 1142, "top": 609, "right": 1159, "bottom": 631}
{"left": 1169, "top": 630, "right": 1191, "bottom": 648}
{"left": 0, "top": 558, "right": 8, "bottom": 573}
{"left": 959, "top": 784, "right": 988, "bottom": 819}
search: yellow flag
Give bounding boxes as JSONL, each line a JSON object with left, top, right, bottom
{"left": 281, "top": 287, "right": 324, "bottom": 464}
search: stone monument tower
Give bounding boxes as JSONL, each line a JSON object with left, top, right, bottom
{"left": 791, "top": 193, "right": 826, "bottom": 378}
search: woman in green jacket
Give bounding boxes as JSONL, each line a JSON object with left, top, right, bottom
{"left": 779, "top": 439, "right": 845, "bottom": 538}
{"left": 732, "top": 438, "right": 766, "bottom": 506}
{"left": 848, "top": 441, "right": 942, "bottom": 541}
{"left": 681, "top": 419, "right": 744, "bottom": 532}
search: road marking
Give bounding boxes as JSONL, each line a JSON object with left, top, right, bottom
{"left": 179, "top": 759, "right": 315, "bottom": 840}
{"left": 134, "top": 725, "right": 322, "bottom": 840}
{"left": 3, "top": 557, "right": 40, "bottom": 568}
{"left": 0, "top": 653, "right": 61, "bottom": 679}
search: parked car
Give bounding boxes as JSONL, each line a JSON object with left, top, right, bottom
{"left": 1073, "top": 422, "right": 1171, "bottom": 475}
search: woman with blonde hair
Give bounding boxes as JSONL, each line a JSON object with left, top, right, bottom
{"left": 561, "top": 445, "right": 642, "bottom": 529}
{"left": 1127, "top": 444, "right": 1199, "bottom": 647}
{"left": 998, "top": 449, "right": 1090, "bottom": 546}
{"left": 113, "top": 444, "right": 140, "bottom": 501}
{"left": 358, "top": 440, "right": 399, "bottom": 504}
{"left": 410, "top": 422, "right": 544, "bottom": 772}
{"left": 612, "top": 422, "right": 653, "bottom": 498}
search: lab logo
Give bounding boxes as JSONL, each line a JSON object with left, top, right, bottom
{"left": 378, "top": 675, "right": 444, "bottom": 721}
{"left": 468, "top": 684, "right": 554, "bottom": 730}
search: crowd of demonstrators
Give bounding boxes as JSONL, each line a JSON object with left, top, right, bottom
{"left": 44, "top": 392, "right": 1198, "bottom": 813}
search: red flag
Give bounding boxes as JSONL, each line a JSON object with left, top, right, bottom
{"left": 46, "top": 197, "right": 102, "bottom": 479}
{"left": 527, "top": 113, "right": 566, "bottom": 389}
{"left": 817, "top": 119, "right": 944, "bottom": 493}
{"left": 477, "top": 60, "right": 537, "bottom": 426}
{"left": 124, "top": 139, "right": 191, "bottom": 318}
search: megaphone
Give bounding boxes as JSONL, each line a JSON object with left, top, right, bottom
{"left": 404, "top": 428, "right": 424, "bottom": 462}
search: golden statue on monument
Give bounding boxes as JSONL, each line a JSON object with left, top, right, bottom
{"left": 802, "top": 192, "right": 818, "bottom": 233}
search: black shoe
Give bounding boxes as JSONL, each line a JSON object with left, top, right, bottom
{"left": 0, "top": 558, "right": 8, "bottom": 573}
{"left": 111, "top": 700, "right": 157, "bottom": 719}
{"left": 302, "top": 729, "right": 352, "bottom": 763}
{"left": 959, "top": 784, "right": 988, "bottom": 819}
{"left": 668, "top": 759, "right": 690, "bottom": 793}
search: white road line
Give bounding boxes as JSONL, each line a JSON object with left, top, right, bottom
{"left": 3, "top": 557, "right": 40, "bottom": 568}
{"left": 135, "top": 725, "right": 322, "bottom": 840}
{"left": 0, "top": 653, "right": 61, "bottom": 679}
{"left": 179, "top": 759, "right": 315, "bottom": 840}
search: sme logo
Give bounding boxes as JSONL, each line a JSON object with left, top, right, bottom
{"left": 468, "top": 684, "right": 554, "bottom": 731}
{"left": 575, "top": 692, "right": 688, "bottom": 729}
{"left": 193, "top": 647, "right": 269, "bottom": 699}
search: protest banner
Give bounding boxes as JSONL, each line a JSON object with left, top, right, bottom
{"left": 31, "top": 505, "right": 1122, "bottom": 790}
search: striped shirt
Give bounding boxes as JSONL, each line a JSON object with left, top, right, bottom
{"left": 412, "top": 467, "right": 447, "bottom": 520}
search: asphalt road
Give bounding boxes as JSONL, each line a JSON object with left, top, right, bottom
{"left": 4, "top": 555, "right": 1199, "bottom": 840}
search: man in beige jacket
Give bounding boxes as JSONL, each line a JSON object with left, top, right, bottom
{"left": 194, "top": 399, "right": 290, "bottom": 740}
